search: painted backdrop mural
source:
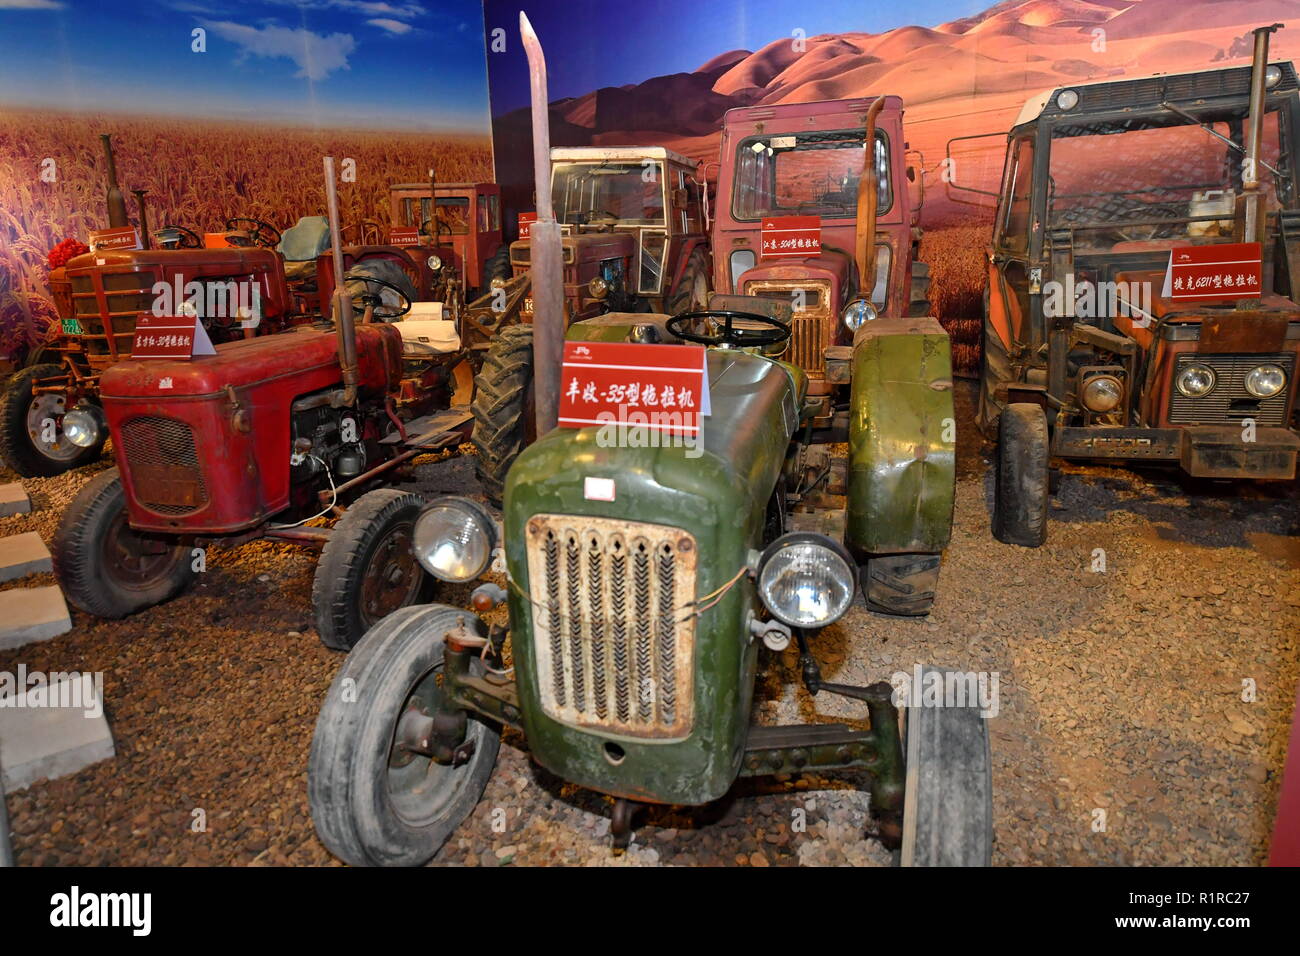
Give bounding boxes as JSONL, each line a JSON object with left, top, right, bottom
{"left": 0, "top": 0, "right": 494, "bottom": 362}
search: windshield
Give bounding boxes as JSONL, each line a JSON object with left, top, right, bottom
{"left": 401, "top": 197, "right": 471, "bottom": 236}
{"left": 552, "top": 161, "right": 666, "bottom": 226}
{"left": 732, "top": 129, "right": 891, "bottom": 221}
{"left": 1047, "top": 106, "right": 1290, "bottom": 248}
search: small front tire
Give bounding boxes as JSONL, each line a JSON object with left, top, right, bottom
{"left": 0, "top": 364, "right": 104, "bottom": 478}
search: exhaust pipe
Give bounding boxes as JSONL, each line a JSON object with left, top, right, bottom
{"left": 132, "top": 189, "right": 150, "bottom": 251}
{"left": 521, "top": 11, "right": 563, "bottom": 437}
{"left": 100, "top": 133, "right": 128, "bottom": 228}
{"left": 854, "top": 97, "right": 886, "bottom": 294}
{"left": 1243, "top": 23, "right": 1282, "bottom": 248}
{"left": 323, "top": 156, "right": 359, "bottom": 407}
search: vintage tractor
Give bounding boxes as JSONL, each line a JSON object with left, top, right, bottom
{"left": 0, "top": 135, "right": 441, "bottom": 478}
{"left": 467, "top": 145, "right": 713, "bottom": 502}
{"left": 306, "top": 15, "right": 985, "bottom": 868}
{"left": 388, "top": 179, "right": 509, "bottom": 301}
{"left": 961, "top": 24, "right": 1300, "bottom": 546}
{"left": 51, "top": 158, "right": 476, "bottom": 652}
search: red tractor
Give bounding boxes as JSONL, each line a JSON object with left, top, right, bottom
{"left": 388, "top": 180, "right": 510, "bottom": 301}
{"left": 51, "top": 158, "right": 475, "bottom": 651}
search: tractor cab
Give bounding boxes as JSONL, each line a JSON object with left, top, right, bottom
{"left": 389, "top": 182, "right": 507, "bottom": 297}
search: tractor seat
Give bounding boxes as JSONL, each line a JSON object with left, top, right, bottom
{"left": 395, "top": 303, "right": 459, "bottom": 356}
{"left": 277, "top": 215, "right": 331, "bottom": 262}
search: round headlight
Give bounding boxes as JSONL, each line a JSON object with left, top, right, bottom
{"left": 1057, "top": 89, "right": 1079, "bottom": 110}
{"left": 1244, "top": 364, "right": 1286, "bottom": 398}
{"left": 62, "top": 406, "right": 104, "bottom": 448}
{"left": 757, "top": 533, "right": 856, "bottom": 629}
{"left": 1176, "top": 363, "right": 1216, "bottom": 398}
{"left": 426, "top": 254, "right": 443, "bottom": 272}
{"left": 841, "top": 298, "right": 878, "bottom": 331}
{"left": 413, "top": 497, "right": 497, "bottom": 583}
{"left": 489, "top": 276, "right": 507, "bottom": 290}
{"left": 1081, "top": 375, "right": 1123, "bottom": 413}
{"left": 588, "top": 276, "right": 609, "bottom": 299}
{"left": 1266, "top": 65, "right": 1284, "bottom": 89}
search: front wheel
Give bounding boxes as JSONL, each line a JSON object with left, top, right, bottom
{"left": 0, "top": 364, "right": 105, "bottom": 477}
{"left": 51, "top": 467, "right": 197, "bottom": 618}
{"left": 992, "top": 403, "right": 1049, "bottom": 547}
{"left": 900, "top": 666, "right": 993, "bottom": 866}
{"left": 308, "top": 604, "right": 501, "bottom": 867}
{"left": 470, "top": 324, "right": 535, "bottom": 507}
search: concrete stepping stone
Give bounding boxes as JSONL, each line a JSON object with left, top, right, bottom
{"left": 0, "top": 532, "right": 52, "bottom": 583}
{"left": 0, "top": 586, "right": 72, "bottom": 650}
{"left": 0, "top": 673, "right": 114, "bottom": 793}
{"left": 0, "top": 484, "right": 30, "bottom": 518}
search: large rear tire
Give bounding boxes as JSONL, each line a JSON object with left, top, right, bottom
{"left": 992, "top": 403, "right": 1049, "bottom": 548}
{"left": 864, "top": 553, "right": 941, "bottom": 616}
{"left": 899, "top": 666, "right": 994, "bottom": 866}
{"left": 470, "top": 324, "right": 535, "bottom": 507}
{"left": 308, "top": 604, "right": 501, "bottom": 867}
{"left": 907, "top": 261, "right": 931, "bottom": 318}
{"left": 312, "top": 489, "right": 435, "bottom": 651}
{"left": 482, "top": 247, "right": 510, "bottom": 289}
{"left": 52, "top": 468, "right": 197, "bottom": 618}
{"left": 0, "top": 364, "right": 104, "bottom": 477}
{"left": 345, "top": 258, "right": 418, "bottom": 319}
{"left": 976, "top": 292, "right": 1011, "bottom": 438}
{"left": 666, "top": 248, "right": 710, "bottom": 316}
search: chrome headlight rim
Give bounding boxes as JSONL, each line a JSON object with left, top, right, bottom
{"left": 587, "top": 275, "right": 609, "bottom": 299}
{"left": 62, "top": 405, "right": 104, "bottom": 449}
{"left": 841, "top": 297, "right": 877, "bottom": 331}
{"left": 1176, "top": 362, "right": 1217, "bottom": 398}
{"left": 426, "top": 254, "right": 443, "bottom": 272}
{"left": 1244, "top": 364, "right": 1286, "bottom": 398}
{"left": 756, "top": 531, "right": 857, "bottom": 630}
{"left": 413, "top": 496, "right": 497, "bottom": 583}
{"left": 1081, "top": 374, "right": 1123, "bottom": 413}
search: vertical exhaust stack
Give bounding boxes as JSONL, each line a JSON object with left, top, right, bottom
{"left": 521, "top": 11, "right": 563, "bottom": 436}
{"left": 132, "top": 189, "right": 150, "bottom": 250}
{"left": 1243, "top": 23, "right": 1282, "bottom": 251}
{"left": 323, "top": 156, "right": 359, "bottom": 407}
{"left": 854, "top": 97, "right": 886, "bottom": 295}
{"left": 100, "top": 134, "right": 128, "bottom": 228}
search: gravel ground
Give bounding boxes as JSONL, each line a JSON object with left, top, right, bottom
{"left": 1, "top": 380, "right": 1297, "bottom": 866}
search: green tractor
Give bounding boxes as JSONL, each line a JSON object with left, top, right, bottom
{"left": 306, "top": 13, "right": 990, "bottom": 867}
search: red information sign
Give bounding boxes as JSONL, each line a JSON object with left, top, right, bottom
{"left": 558, "top": 341, "right": 710, "bottom": 436}
{"left": 518, "top": 212, "right": 537, "bottom": 240}
{"left": 1163, "top": 242, "right": 1262, "bottom": 301}
{"left": 131, "top": 314, "right": 216, "bottom": 361}
{"left": 760, "top": 215, "right": 821, "bottom": 260}
{"left": 88, "top": 226, "right": 141, "bottom": 252}
{"left": 388, "top": 226, "right": 420, "bottom": 247}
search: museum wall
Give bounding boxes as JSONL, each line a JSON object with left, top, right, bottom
{"left": 0, "top": 0, "right": 495, "bottom": 364}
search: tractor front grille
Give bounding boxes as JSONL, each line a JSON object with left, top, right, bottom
{"left": 743, "top": 279, "right": 831, "bottom": 376}
{"left": 524, "top": 514, "right": 697, "bottom": 739}
{"left": 1168, "top": 353, "right": 1295, "bottom": 426}
{"left": 118, "top": 416, "right": 209, "bottom": 516}
{"left": 68, "top": 271, "right": 155, "bottom": 357}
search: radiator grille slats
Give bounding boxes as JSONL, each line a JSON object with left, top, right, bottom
{"left": 526, "top": 515, "right": 696, "bottom": 739}
{"left": 743, "top": 280, "right": 830, "bottom": 376}
{"left": 1168, "top": 353, "right": 1294, "bottom": 425}
{"left": 118, "top": 416, "right": 208, "bottom": 516}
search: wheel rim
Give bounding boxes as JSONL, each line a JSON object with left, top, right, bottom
{"left": 100, "top": 508, "right": 183, "bottom": 592}
{"left": 358, "top": 522, "right": 423, "bottom": 629}
{"left": 25, "top": 393, "right": 81, "bottom": 462}
{"left": 385, "top": 664, "right": 479, "bottom": 827}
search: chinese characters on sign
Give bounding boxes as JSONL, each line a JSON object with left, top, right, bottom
{"left": 518, "top": 212, "right": 537, "bottom": 240}
{"left": 558, "top": 341, "right": 711, "bottom": 436}
{"left": 760, "top": 216, "right": 821, "bottom": 261}
{"left": 87, "top": 227, "right": 141, "bottom": 252}
{"left": 130, "top": 314, "right": 216, "bottom": 361}
{"left": 1162, "top": 243, "right": 1262, "bottom": 302}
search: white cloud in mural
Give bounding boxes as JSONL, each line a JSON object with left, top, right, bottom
{"left": 0, "top": 0, "right": 66, "bottom": 9}
{"left": 367, "top": 17, "right": 412, "bottom": 35}
{"left": 204, "top": 20, "right": 356, "bottom": 81}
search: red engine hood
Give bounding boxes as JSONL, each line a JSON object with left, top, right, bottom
{"left": 737, "top": 248, "right": 852, "bottom": 292}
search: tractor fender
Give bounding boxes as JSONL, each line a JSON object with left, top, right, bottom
{"left": 845, "top": 316, "right": 955, "bottom": 555}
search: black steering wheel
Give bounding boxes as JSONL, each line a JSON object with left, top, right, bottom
{"left": 153, "top": 224, "right": 201, "bottom": 249}
{"left": 344, "top": 272, "right": 412, "bottom": 319}
{"left": 666, "top": 309, "right": 791, "bottom": 349}
{"left": 225, "top": 217, "right": 282, "bottom": 248}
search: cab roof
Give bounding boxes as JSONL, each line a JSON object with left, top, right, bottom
{"left": 549, "top": 146, "right": 696, "bottom": 167}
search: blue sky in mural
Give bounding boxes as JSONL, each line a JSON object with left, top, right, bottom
{"left": 0, "top": 0, "right": 491, "bottom": 131}
{"left": 483, "top": 0, "right": 991, "bottom": 114}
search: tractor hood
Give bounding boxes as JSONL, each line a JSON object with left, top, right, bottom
{"left": 736, "top": 249, "right": 852, "bottom": 295}
{"left": 509, "top": 231, "right": 634, "bottom": 266}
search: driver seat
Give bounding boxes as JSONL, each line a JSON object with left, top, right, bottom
{"left": 277, "top": 216, "right": 332, "bottom": 282}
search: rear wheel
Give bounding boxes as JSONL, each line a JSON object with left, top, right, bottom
{"left": 308, "top": 604, "right": 501, "bottom": 867}
{"left": 666, "top": 248, "right": 710, "bottom": 315}
{"left": 899, "top": 666, "right": 993, "bottom": 866}
{"left": 345, "top": 258, "right": 418, "bottom": 319}
{"left": 907, "top": 261, "right": 931, "bottom": 317}
{"left": 52, "top": 468, "right": 197, "bottom": 618}
{"left": 471, "top": 324, "right": 535, "bottom": 507}
{"left": 864, "top": 553, "right": 940, "bottom": 616}
{"left": 482, "top": 247, "right": 510, "bottom": 290}
{"left": 0, "top": 364, "right": 104, "bottom": 477}
{"left": 993, "top": 403, "right": 1049, "bottom": 547}
{"left": 313, "top": 489, "right": 436, "bottom": 651}
{"left": 976, "top": 292, "right": 1011, "bottom": 438}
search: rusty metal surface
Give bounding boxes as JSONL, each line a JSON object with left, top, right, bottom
{"left": 524, "top": 514, "right": 698, "bottom": 740}
{"left": 1198, "top": 311, "right": 1290, "bottom": 353}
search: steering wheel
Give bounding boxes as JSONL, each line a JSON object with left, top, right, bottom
{"left": 225, "top": 217, "right": 282, "bottom": 248}
{"left": 666, "top": 309, "right": 791, "bottom": 349}
{"left": 344, "top": 272, "right": 412, "bottom": 319}
{"left": 153, "top": 224, "right": 201, "bottom": 249}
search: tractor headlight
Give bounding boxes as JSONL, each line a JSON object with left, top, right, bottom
{"left": 489, "top": 276, "right": 507, "bottom": 291}
{"left": 756, "top": 532, "right": 856, "bottom": 629}
{"left": 1244, "top": 364, "right": 1286, "bottom": 398}
{"left": 841, "top": 298, "right": 877, "bottom": 331}
{"left": 1057, "top": 89, "right": 1079, "bottom": 110}
{"left": 1266, "top": 65, "right": 1284, "bottom": 88}
{"left": 1176, "top": 363, "right": 1217, "bottom": 398}
{"left": 588, "top": 276, "right": 609, "bottom": 299}
{"left": 413, "top": 497, "right": 497, "bottom": 583}
{"left": 1081, "top": 375, "right": 1123, "bottom": 413}
{"left": 426, "top": 254, "right": 443, "bottom": 272}
{"left": 62, "top": 406, "right": 104, "bottom": 448}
